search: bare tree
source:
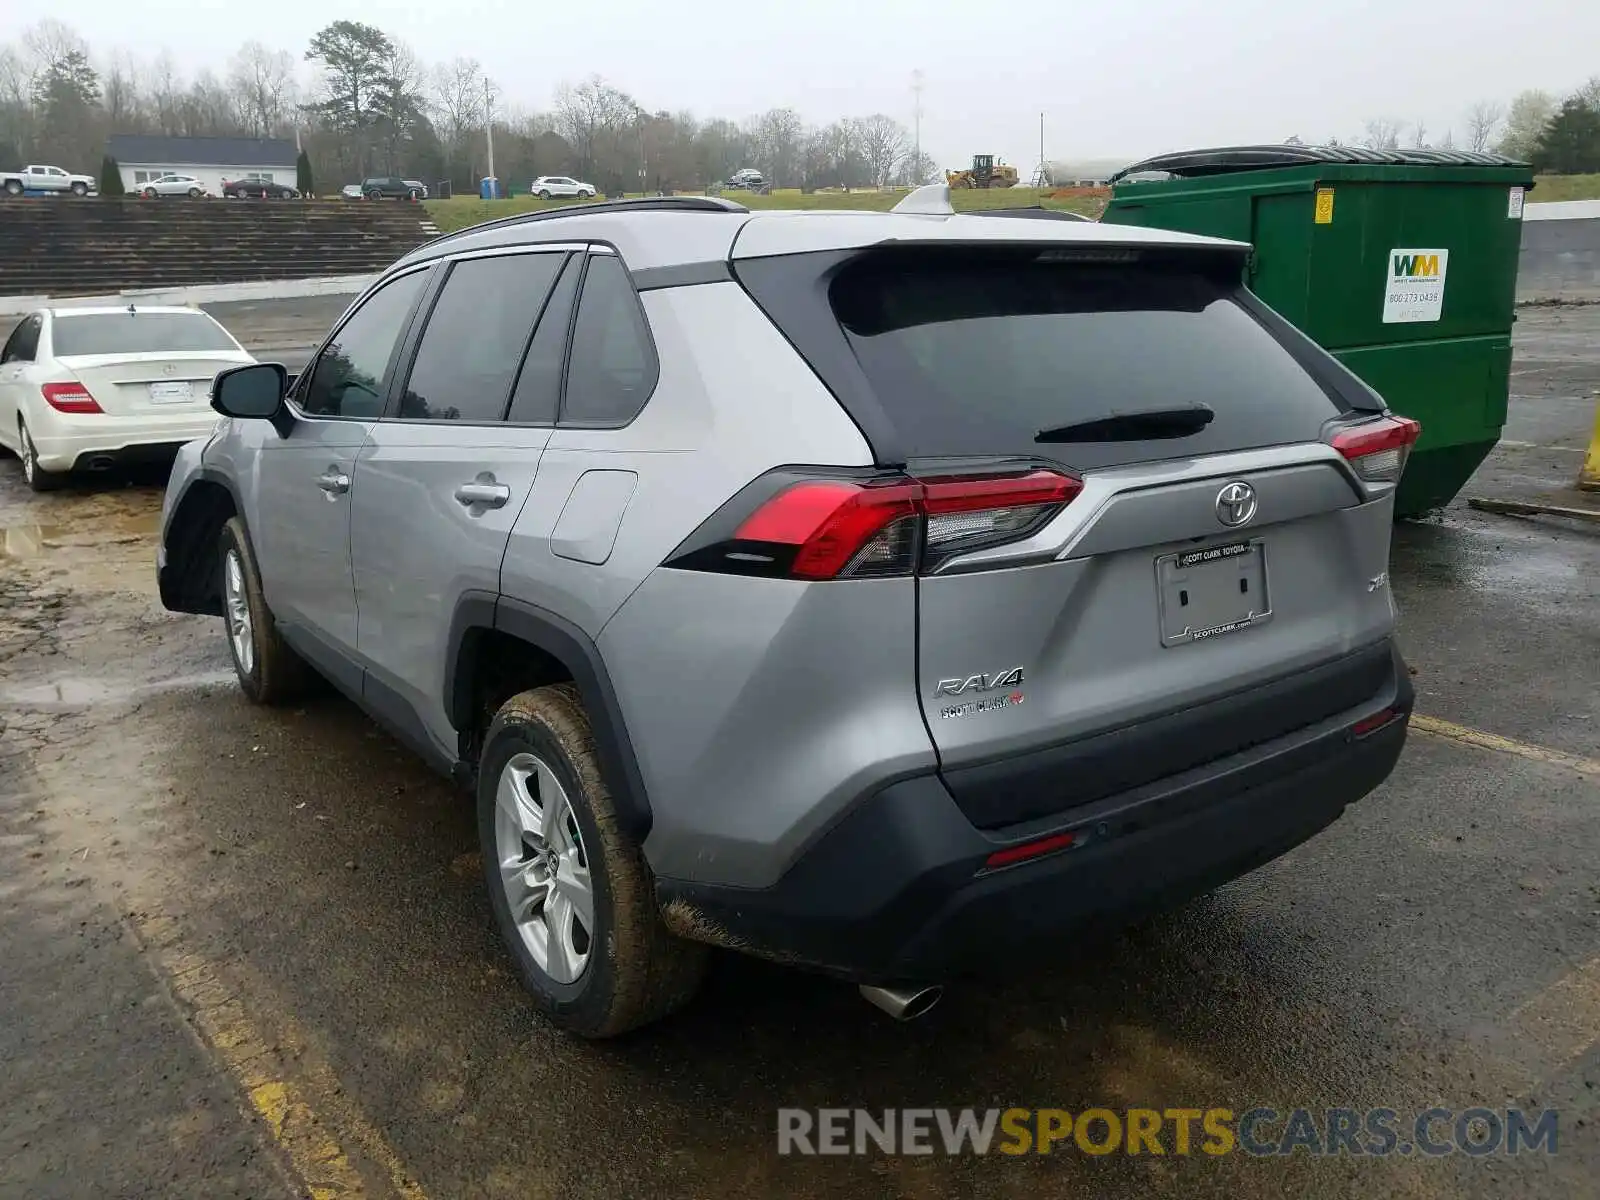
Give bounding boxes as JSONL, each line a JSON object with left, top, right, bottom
{"left": 146, "top": 50, "right": 183, "bottom": 136}
{"left": 1410, "top": 120, "right": 1428, "bottom": 148}
{"left": 855, "top": 113, "right": 908, "bottom": 188}
{"left": 1465, "top": 101, "right": 1504, "bottom": 153}
{"left": 431, "top": 57, "right": 484, "bottom": 188}
{"left": 553, "top": 76, "right": 637, "bottom": 188}
{"left": 229, "top": 41, "right": 296, "bottom": 137}
{"left": 752, "top": 106, "right": 804, "bottom": 188}
{"left": 1361, "top": 118, "right": 1403, "bottom": 151}
{"left": 101, "top": 49, "right": 141, "bottom": 131}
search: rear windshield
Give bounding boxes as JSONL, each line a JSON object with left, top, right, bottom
{"left": 53, "top": 312, "right": 238, "bottom": 357}
{"left": 823, "top": 248, "right": 1347, "bottom": 467}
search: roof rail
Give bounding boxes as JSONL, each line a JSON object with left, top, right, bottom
{"left": 421, "top": 194, "right": 750, "bottom": 248}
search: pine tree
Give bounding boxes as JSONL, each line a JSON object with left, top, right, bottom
{"left": 99, "top": 155, "right": 125, "bottom": 196}
{"left": 296, "top": 149, "right": 314, "bottom": 197}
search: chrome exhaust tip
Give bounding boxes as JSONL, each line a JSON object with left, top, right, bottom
{"left": 859, "top": 983, "right": 943, "bottom": 1021}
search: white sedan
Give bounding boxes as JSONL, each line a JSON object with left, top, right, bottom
{"left": 141, "top": 174, "right": 210, "bottom": 198}
{"left": 0, "top": 306, "right": 254, "bottom": 491}
{"left": 531, "top": 176, "right": 596, "bottom": 199}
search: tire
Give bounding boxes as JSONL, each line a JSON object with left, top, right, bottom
{"left": 217, "top": 517, "right": 314, "bottom": 704}
{"left": 18, "top": 421, "right": 65, "bottom": 492}
{"left": 143, "top": 188, "right": 159, "bottom": 199}
{"left": 187, "top": 187, "right": 202, "bottom": 198}
{"left": 537, "top": 189, "right": 551, "bottom": 200}
{"left": 3, "top": 180, "right": 21, "bottom": 196}
{"left": 407, "top": 189, "right": 420, "bottom": 201}
{"left": 366, "top": 189, "right": 382, "bottom": 201}
{"left": 478, "top": 684, "right": 706, "bottom": 1037}
{"left": 579, "top": 189, "right": 593, "bottom": 198}
{"left": 70, "top": 182, "right": 88, "bottom": 196}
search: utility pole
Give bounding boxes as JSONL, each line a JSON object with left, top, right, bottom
{"left": 484, "top": 78, "right": 496, "bottom": 193}
{"left": 912, "top": 69, "right": 924, "bottom": 184}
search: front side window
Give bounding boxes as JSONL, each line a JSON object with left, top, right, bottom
{"left": 560, "top": 255, "right": 658, "bottom": 427}
{"left": 300, "top": 271, "right": 428, "bottom": 418}
{"left": 397, "top": 253, "right": 565, "bottom": 423}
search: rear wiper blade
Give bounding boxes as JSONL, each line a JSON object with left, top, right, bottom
{"left": 1035, "top": 404, "right": 1215, "bottom": 443}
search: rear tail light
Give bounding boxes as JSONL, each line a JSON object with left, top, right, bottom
{"left": 1331, "top": 415, "right": 1421, "bottom": 483}
{"left": 41, "top": 382, "right": 103, "bottom": 414}
{"left": 671, "top": 468, "right": 1082, "bottom": 580}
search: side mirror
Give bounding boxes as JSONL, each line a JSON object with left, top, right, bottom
{"left": 212, "top": 362, "right": 286, "bottom": 418}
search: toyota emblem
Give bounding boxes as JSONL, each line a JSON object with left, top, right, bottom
{"left": 1215, "top": 481, "right": 1257, "bottom": 527}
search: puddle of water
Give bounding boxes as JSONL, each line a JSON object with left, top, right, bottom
{"left": 2, "top": 512, "right": 161, "bottom": 559}
{"left": 0, "top": 671, "right": 235, "bottom": 709}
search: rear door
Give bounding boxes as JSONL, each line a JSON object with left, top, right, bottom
{"left": 348, "top": 246, "right": 574, "bottom": 754}
{"left": 745, "top": 244, "right": 1400, "bottom": 826}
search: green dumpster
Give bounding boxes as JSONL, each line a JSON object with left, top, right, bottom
{"left": 1102, "top": 145, "right": 1534, "bottom": 516}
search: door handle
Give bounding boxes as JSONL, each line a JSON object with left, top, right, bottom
{"left": 454, "top": 480, "right": 511, "bottom": 509}
{"left": 317, "top": 469, "right": 350, "bottom": 496}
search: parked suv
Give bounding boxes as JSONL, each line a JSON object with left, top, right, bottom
{"left": 531, "top": 176, "right": 596, "bottom": 199}
{"left": 362, "top": 176, "right": 423, "bottom": 200}
{"left": 157, "top": 190, "right": 1415, "bottom": 1037}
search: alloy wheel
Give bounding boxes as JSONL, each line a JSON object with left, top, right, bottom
{"left": 494, "top": 752, "right": 594, "bottom": 984}
{"left": 222, "top": 548, "right": 255, "bottom": 675}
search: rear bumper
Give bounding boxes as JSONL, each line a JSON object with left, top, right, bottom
{"left": 656, "top": 641, "right": 1412, "bottom": 984}
{"left": 28, "top": 408, "right": 215, "bottom": 472}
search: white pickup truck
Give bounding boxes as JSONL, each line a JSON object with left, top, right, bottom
{"left": 1, "top": 164, "right": 97, "bottom": 197}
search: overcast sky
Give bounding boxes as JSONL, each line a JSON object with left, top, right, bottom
{"left": 7, "top": 0, "right": 1598, "bottom": 169}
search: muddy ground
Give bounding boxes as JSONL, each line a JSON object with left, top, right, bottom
{"left": 1, "top": 304, "right": 1597, "bottom": 1199}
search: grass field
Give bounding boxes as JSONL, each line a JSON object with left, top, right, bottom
{"left": 422, "top": 174, "right": 1600, "bottom": 235}
{"left": 1529, "top": 174, "right": 1600, "bottom": 203}
{"left": 424, "top": 186, "right": 1106, "bottom": 233}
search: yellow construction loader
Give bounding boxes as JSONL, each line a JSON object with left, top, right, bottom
{"left": 945, "top": 154, "right": 1020, "bottom": 189}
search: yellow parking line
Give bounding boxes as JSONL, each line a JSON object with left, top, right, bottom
{"left": 133, "top": 916, "right": 429, "bottom": 1199}
{"left": 1409, "top": 714, "right": 1600, "bottom": 780}
{"left": 1508, "top": 955, "right": 1600, "bottom": 1070}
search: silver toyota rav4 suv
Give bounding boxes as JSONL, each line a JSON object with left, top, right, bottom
{"left": 157, "top": 189, "right": 1416, "bottom": 1037}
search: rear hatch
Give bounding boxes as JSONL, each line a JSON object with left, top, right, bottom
{"left": 52, "top": 311, "right": 248, "bottom": 415}
{"left": 736, "top": 239, "right": 1411, "bottom": 829}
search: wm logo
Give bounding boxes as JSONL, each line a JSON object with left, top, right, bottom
{"left": 1393, "top": 253, "right": 1440, "bottom": 278}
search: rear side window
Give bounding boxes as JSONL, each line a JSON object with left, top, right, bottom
{"left": 744, "top": 246, "right": 1349, "bottom": 470}
{"left": 397, "top": 252, "right": 564, "bottom": 423}
{"left": 507, "top": 255, "right": 580, "bottom": 425}
{"left": 51, "top": 312, "right": 238, "bottom": 356}
{"left": 3, "top": 315, "right": 41, "bottom": 363}
{"left": 560, "top": 255, "right": 658, "bottom": 427}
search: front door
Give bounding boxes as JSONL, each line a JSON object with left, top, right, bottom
{"left": 349, "top": 248, "right": 574, "bottom": 754}
{"left": 252, "top": 267, "right": 432, "bottom": 668}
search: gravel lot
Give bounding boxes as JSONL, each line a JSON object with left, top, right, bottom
{"left": 1, "top": 304, "right": 1596, "bottom": 1199}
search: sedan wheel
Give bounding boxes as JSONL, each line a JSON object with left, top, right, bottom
{"left": 188, "top": 188, "right": 202, "bottom": 198}
{"left": 144, "top": 188, "right": 158, "bottom": 199}
{"left": 494, "top": 752, "right": 594, "bottom": 984}
{"left": 18, "top": 422, "right": 64, "bottom": 492}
